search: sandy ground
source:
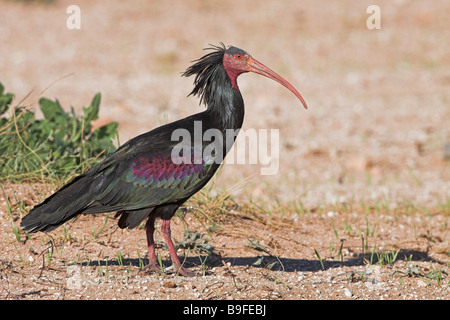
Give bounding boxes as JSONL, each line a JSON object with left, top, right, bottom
{"left": 0, "top": 0, "right": 449, "bottom": 301}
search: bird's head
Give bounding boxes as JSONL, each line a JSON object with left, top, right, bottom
{"left": 223, "top": 46, "right": 308, "bottom": 109}
{"left": 183, "top": 43, "right": 307, "bottom": 110}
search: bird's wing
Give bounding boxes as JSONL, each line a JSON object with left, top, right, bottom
{"left": 83, "top": 146, "right": 220, "bottom": 213}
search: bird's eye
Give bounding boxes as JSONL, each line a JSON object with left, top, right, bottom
{"left": 236, "top": 54, "right": 242, "bottom": 59}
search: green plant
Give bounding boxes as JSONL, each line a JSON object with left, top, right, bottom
{"left": 93, "top": 214, "right": 110, "bottom": 240}
{"left": 369, "top": 244, "right": 377, "bottom": 265}
{"left": 246, "top": 238, "right": 267, "bottom": 253}
{"left": 177, "top": 229, "right": 214, "bottom": 255}
{"left": 366, "top": 245, "right": 400, "bottom": 267}
{"left": 314, "top": 249, "right": 325, "bottom": 270}
{"left": 157, "top": 253, "right": 165, "bottom": 276}
{"left": 197, "top": 255, "right": 208, "bottom": 276}
{"left": 116, "top": 249, "right": 123, "bottom": 266}
{"left": 337, "top": 239, "right": 345, "bottom": 262}
{"left": 376, "top": 249, "right": 399, "bottom": 267}
{"left": 329, "top": 238, "right": 336, "bottom": 257}
{"left": 0, "top": 82, "right": 118, "bottom": 182}
{"left": 137, "top": 249, "right": 144, "bottom": 269}
{"left": 393, "top": 264, "right": 448, "bottom": 286}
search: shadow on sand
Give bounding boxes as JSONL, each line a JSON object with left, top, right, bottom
{"left": 81, "top": 248, "right": 443, "bottom": 274}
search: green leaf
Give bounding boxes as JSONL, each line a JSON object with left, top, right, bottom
{"left": 83, "top": 93, "right": 101, "bottom": 124}
{"left": 92, "top": 121, "right": 118, "bottom": 139}
{"left": 0, "top": 82, "right": 14, "bottom": 116}
{"left": 40, "top": 98, "right": 65, "bottom": 121}
{"left": 88, "top": 122, "right": 118, "bottom": 153}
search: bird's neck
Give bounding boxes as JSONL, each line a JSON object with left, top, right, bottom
{"left": 204, "top": 68, "right": 245, "bottom": 132}
{"left": 200, "top": 88, "right": 243, "bottom": 159}
{"left": 206, "top": 89, "right": 244, "bottom": 131}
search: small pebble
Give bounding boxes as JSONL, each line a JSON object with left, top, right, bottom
{"left": 327, "top": 211, "right": 337, "bottom": 217}
{"left": 416, "top": 279, "right": 427, "bottom": 287}
{"left": 344, "top": 288, "right": 353, "bottom": 297}
{"left": 163, "top": 281, "right": 177, "bottom": 288}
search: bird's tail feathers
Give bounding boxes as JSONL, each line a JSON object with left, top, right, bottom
{"left": 115, "top": 208, "right": 154, "bottom": 229}
{"left": 21, "top": 174, "right": 94, "bottom": 233}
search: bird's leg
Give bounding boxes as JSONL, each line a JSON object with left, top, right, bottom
{"left": 143, "top": 214, "right": 161, "bottom": 272}
{"left": 161, "top": 219, "right": 195, "bottom": 277}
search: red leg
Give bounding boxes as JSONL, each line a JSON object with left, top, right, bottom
{"left": 161, "top": 219, "right": 195, "bottom": 277}
{"left": 143, "top": 215, "right": 160, "bottom": 272}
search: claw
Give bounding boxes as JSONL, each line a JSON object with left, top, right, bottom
{"left": 175, "top": 266, "right": 196, "bottom": 277}
{"left": 142, "top": 262, "right": 162, "bottom": 273}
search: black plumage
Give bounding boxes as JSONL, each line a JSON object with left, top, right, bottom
{"left": 21, "top": 43, "right": 307, "bottom": 276}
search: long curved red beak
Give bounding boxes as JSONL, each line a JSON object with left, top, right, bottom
{"left": 247, "top": 56, "right": 308, "bottom": 109}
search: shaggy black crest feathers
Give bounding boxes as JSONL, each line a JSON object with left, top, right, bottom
{"left": 182, "top": 43, "right": 231, "bottom": 108}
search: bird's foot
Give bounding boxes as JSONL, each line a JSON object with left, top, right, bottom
{"left": 165, "top": 264, "right": 196, "bottom": 277}
{"left": 141, "top": 263, "right": 195, "bottom": 277}
{"left": 174, "top": 266, "right": 196, "bottom": 277}
{"left": 142, "top": 262, "right": 163, "bottom": 274}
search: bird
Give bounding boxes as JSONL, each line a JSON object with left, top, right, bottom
{"left": 21, "top": 43, "right": 307, "bottom": 276}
